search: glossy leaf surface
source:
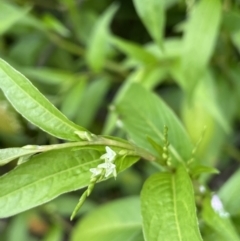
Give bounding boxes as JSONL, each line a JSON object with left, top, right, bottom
{"left": 141, "top": 166, "right": 202, "bottom": 241}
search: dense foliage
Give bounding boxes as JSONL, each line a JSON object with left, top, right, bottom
{"left": 1, "top": 0, "right": 240, "bottom": 240}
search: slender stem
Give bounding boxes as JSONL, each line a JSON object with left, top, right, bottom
{"left": 24, "top": 136, "right": 156, "bottom": 162}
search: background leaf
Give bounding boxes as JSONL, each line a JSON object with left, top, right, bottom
{"left": 181, "top": 0, "right": 221, "bottom": 91}
{"left": 202, "top": 196, "right": 240, "bottom": 241}
{"left": 141, "top": 166, "right": 203, "bottom": 241}
{"left": 71, "top": 197, "right": 144, "bottom": 241}
{"left": 109, "top": 36, "right": 158, "bottom": 65}
{"left": 0, "top": 2, "right": 30, "bottom": 35}
{"left": 75, "top": 77, "right": 111, "bottom": 128}
{"left": 133, "top": 0, "right": 165, "bottom": 48}
{"left": 86, "top": 4, "right": 118, "bottom": 72}
{"left": 218, "top": 169, "right": 240, "bottom": 216}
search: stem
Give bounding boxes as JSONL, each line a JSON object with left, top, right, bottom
{"left": 24, "top": 136, "right": 156, "bottom": 162}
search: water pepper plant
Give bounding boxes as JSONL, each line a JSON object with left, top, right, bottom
{"left": 1, "top": 0, "right": 240, "bottom": 240}
{"left": 0, "top": 57, "right": 228, "bottom": 241}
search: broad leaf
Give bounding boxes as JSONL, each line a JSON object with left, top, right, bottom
{"left": 202, "top": 196, "right": 240, "bottom": 241}
{"left": 0, "top": 148, "right": 139, "bottom": 218}
{"left": 141, "top": 166, "right": 203, "bottom": 241}
{"left": 71, "top": 197, "right": 144, "bottom": 241}
{"left": 181, "top": 0, "right": 221, "bottom": 91}
{"left": 86, "top": 4, "right": 118, "bottom": 72}
{"left": 0, "top": 58, "right": 86, "bottom": 141}
{"left": 116, "top": 83, "right": 193, "bottom": 164}
{"left": 133, "top": 0, "right": 165, "bottom": 48}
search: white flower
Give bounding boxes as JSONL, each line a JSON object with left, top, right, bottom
{"left": 211, "top": 194, "right": 229, "bottom": 218}
{"left": 100, "top": 146, "right": 116, "bottom": 163}
{"left": 89, "top": 146, "right": 117, "bottom": 178}
{"left": 98, "top": 162, "right": 117, "bottom": 178}
{"left": 90, "top": 167, "right": 102, "bottom": 177}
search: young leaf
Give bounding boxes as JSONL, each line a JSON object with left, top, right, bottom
{"left": 0, "top": 58, "right": 87, "bottom": 141}
{"left": 190, "top": 164, "right": 219, "bottom": 178}
{"left": 86, "top": 4, "right": 118, "bottom": 72}
{"left": 202, "top": 196, "right": 240, "bottom": 241}
{"left": 0, "top": 148, "right": 139, "bottom": 218}
{"left": 116, "top": 83, "right": 193, "bottom": 163}
{"left": 181, "top": 0, "right": 221, "bottom": 91}
{"left": 133, "top": 0, "right": 165, "bottom": 48}
{"left": 141, "top": 166, "right": 203, "bottom": 241}
{"left": 71, "top": 197, "right": 144, "bottom": 241}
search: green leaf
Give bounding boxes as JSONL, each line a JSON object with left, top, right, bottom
{"left": 223, "top": 11, "right": 240, "bottom": 53}
{"left": 21, "top": 67, "right": 74, "bottom": 85}
{"left": 0, "top": 148, "right": 138, "bottom": 218}
{"left": 76, "top": 77, "right": 111, "bottom": 128}
{"left": 133, "top": 0, "right": 165, "bottom": 48}
{"left": 109, "top": 36, "right": 158, "bottom": 65}
{"left": 141, "top": 166, "right": 203, "bottom": 241}
{"left": 0, "top": 58, "right": 87, "bottom": 141}
{"left": 0, "top": 2, "right": 30, "bottom": 35}
{"left": 6, "top": 212, "right": 30, "bottom": 241}
{"left": 42, "top": 13, "right": 70, "bottom": 37}
{"left": 181, "top": 0, "right": 221, "bottom": 91}
{"left": 202, "top": 196, "right": 240, "bottom": 241}
{"left": 43, "top": 225, "right": 63, "bottom": 241}
{"left": 218, "top": 169, "right": 240, "bottom": 216}
{"left": 116, "top": 83, "right": 193, "bottom": 164}
{"left": 71, "top": 197, "right": 144, "bottom": 241}
{"left": 0, "top": 147, "right": 38, "bottom": 166}
{"left": 103, "top": 65, "right": 166, "bottom": 135}
{"left": 190, "top": 164, "right": 219, "bottom": 178}
{"left": 86, "top": 4, "right": 118, "bottom": 72}
{"left": 61, "top": 77, "right": 87, "bottom": 120}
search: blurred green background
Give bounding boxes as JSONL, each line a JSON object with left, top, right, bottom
{"left": 1, "top": 0, "right": 240, "bottom": 240}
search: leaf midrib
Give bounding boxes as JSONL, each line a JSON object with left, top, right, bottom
{"left": 171, "top": 174, "right": 183, "bottom": 241}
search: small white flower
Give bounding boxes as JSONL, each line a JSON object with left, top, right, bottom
{"left": 211, "top": 194, "right": 229, "bottom": 218}
{"left": 98, "top": 162, "right": 117, "bottom": 178}
{"left": 90, "top": 167, "right": 102, "bottom": 177}
{"left": 100, "top": 146, "right": 116, "bottom": 163}
{"left": 89, "top": 146, "right": 117, "bottom": 179}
